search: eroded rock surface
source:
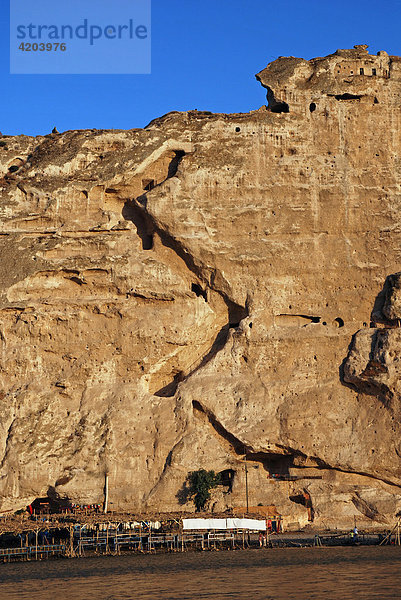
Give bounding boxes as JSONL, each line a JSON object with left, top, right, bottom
{"left": 1, "top": 45, "right": 401, "bottom": 529}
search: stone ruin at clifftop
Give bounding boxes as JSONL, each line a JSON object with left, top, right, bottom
{"left": 1, "top": 45, "right": 401, "bottom": 529}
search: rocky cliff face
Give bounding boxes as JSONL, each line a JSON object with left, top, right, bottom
{"left": 1, "top": 45, "right": 401, "bottom": 529}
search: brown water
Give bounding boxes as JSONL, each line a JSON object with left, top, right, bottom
{"left": 1, "top": 546, "right": 401, "bottom": 600}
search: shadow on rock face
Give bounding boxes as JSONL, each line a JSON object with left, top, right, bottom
{"left": 341, "top": 272, "right": 401, "bottom": 411}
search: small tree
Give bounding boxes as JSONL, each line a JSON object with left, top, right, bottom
{"left": 187, "top": 469, "right": 221, "bottom": 512}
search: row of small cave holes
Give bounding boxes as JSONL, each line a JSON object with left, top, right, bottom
{"left": 233, "top": 126, "right": 382, "bottom": 161}
{"left": 190, "top": 290, "right": 376, "bottom": 331}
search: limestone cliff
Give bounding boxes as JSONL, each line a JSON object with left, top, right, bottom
{"left": 1, "top": 45, "right": 401, "bottom": 529}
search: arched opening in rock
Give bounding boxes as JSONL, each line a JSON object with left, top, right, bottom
{"left": 271, "top": 102, "right": 289, "bottom": 114}
{"left": 27, "top": 495, "right": 71, "bottom": 515}
{"left": 218, "top": 469, "right": 235, "bottom": 493}
{"left": 309, "top": 102, "right": 316, "bottom": 112}
{"left": 8, "top": 157, "right": 24, "bottom": 173}
{"left": 266, "top": 87, "right": 290, "bottom": 113}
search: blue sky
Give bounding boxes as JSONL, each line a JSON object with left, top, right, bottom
{"left": 2, "top": 0, "right": 401, "bottom": 136}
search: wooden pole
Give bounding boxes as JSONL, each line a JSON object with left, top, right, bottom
{"left": 69, "top": 525, "right": 73, "bottom": 557}
{"left": 245, "top": 453, "right": 249, "bottom": 513}
{"left": 104, "top": 473, "right": 109, "bottom": 514}
{"left": 379, "top": 518, "right": 401, "bottom": 546}
{"left": 181, "top": 522, "right": 184, "bottom": 553}
{"left": 149, "top": 524, "right": 152, "bottom": 553}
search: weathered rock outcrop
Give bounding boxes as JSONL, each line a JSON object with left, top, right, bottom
{"left": 1, "top": 45, "right": 401, "bottom": 529}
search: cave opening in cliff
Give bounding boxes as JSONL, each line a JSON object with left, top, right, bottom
{"left": 226, "top": 300, "right": 248, "bottom": 328}
{"left": 309, "top": 102, "right": 316, "bottom": 112}
{"left": 276, "top": 314, "right": 321, "bottom": 326}
{"left": 121, "top": 200, "right": 154, "bottom": 250}
{"left": 218, "top": 469, "right": 235, "bottom": 492}
{"left": 266, "top": 87, "right": 290, "bottom": 113}
{"left": 270, "top": 102, "right": 289, "bottom": 114}
{"left": 27, "top": 495, "right": 72, "bottom": 515}
{"left": 191, "top": 283, "right": 207, "bottom": 302}
{"left": 334, "top": 317, "right": 344, "bottom": 327}
{"left": 263, "top": 453, "right": 294, "bottom": 476}
{"left": 333, "top": 93, "right": 363, "bottom": 101}
{"left": 168, "top": 150, "right": 186, "bottom": 178}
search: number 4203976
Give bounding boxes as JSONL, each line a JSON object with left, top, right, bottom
{"left": 18, "top": 43, "right": 67, "bottom": 51}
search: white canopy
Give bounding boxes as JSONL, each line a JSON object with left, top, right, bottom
{"left": 182, "top": 518, "right": 266, "bottom": 531}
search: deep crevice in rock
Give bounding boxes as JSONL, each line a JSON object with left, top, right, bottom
{"left": 154, "top": 325, "right": 230, "bottom": 397}
{"left": 122, "top": 202, "right": 154, "bottom": 250}
{"left": 193, "top": 400, "right": 401, "bottom": 490}
{"left": 351, "top": 491, "right": 387, "bottom": 522}
{"left": 167, "top": 150, "right": 186, "bottom": 178}
{"left": 192, "top": 400, "right": 246, "bottom": 455}
{"left": 154, "top": 371, "right": 185, "bottom": 398}
{"left": 123, "top": 151, "right": 249, "bottom": 397}
{"left": 311, "top": 455, "right": 401, "bottom": 489}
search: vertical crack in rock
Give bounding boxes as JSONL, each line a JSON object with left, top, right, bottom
{"left": 0, "top": 418, "right": 16, "bottom": 472}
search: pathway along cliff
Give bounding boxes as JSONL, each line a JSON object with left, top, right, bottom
{"left": 1, "top": 44, "right": 401, "bottom": 530}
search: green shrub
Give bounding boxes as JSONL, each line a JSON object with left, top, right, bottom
{"left": 187, "top": 469, "right": 221, "bottom": 511}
